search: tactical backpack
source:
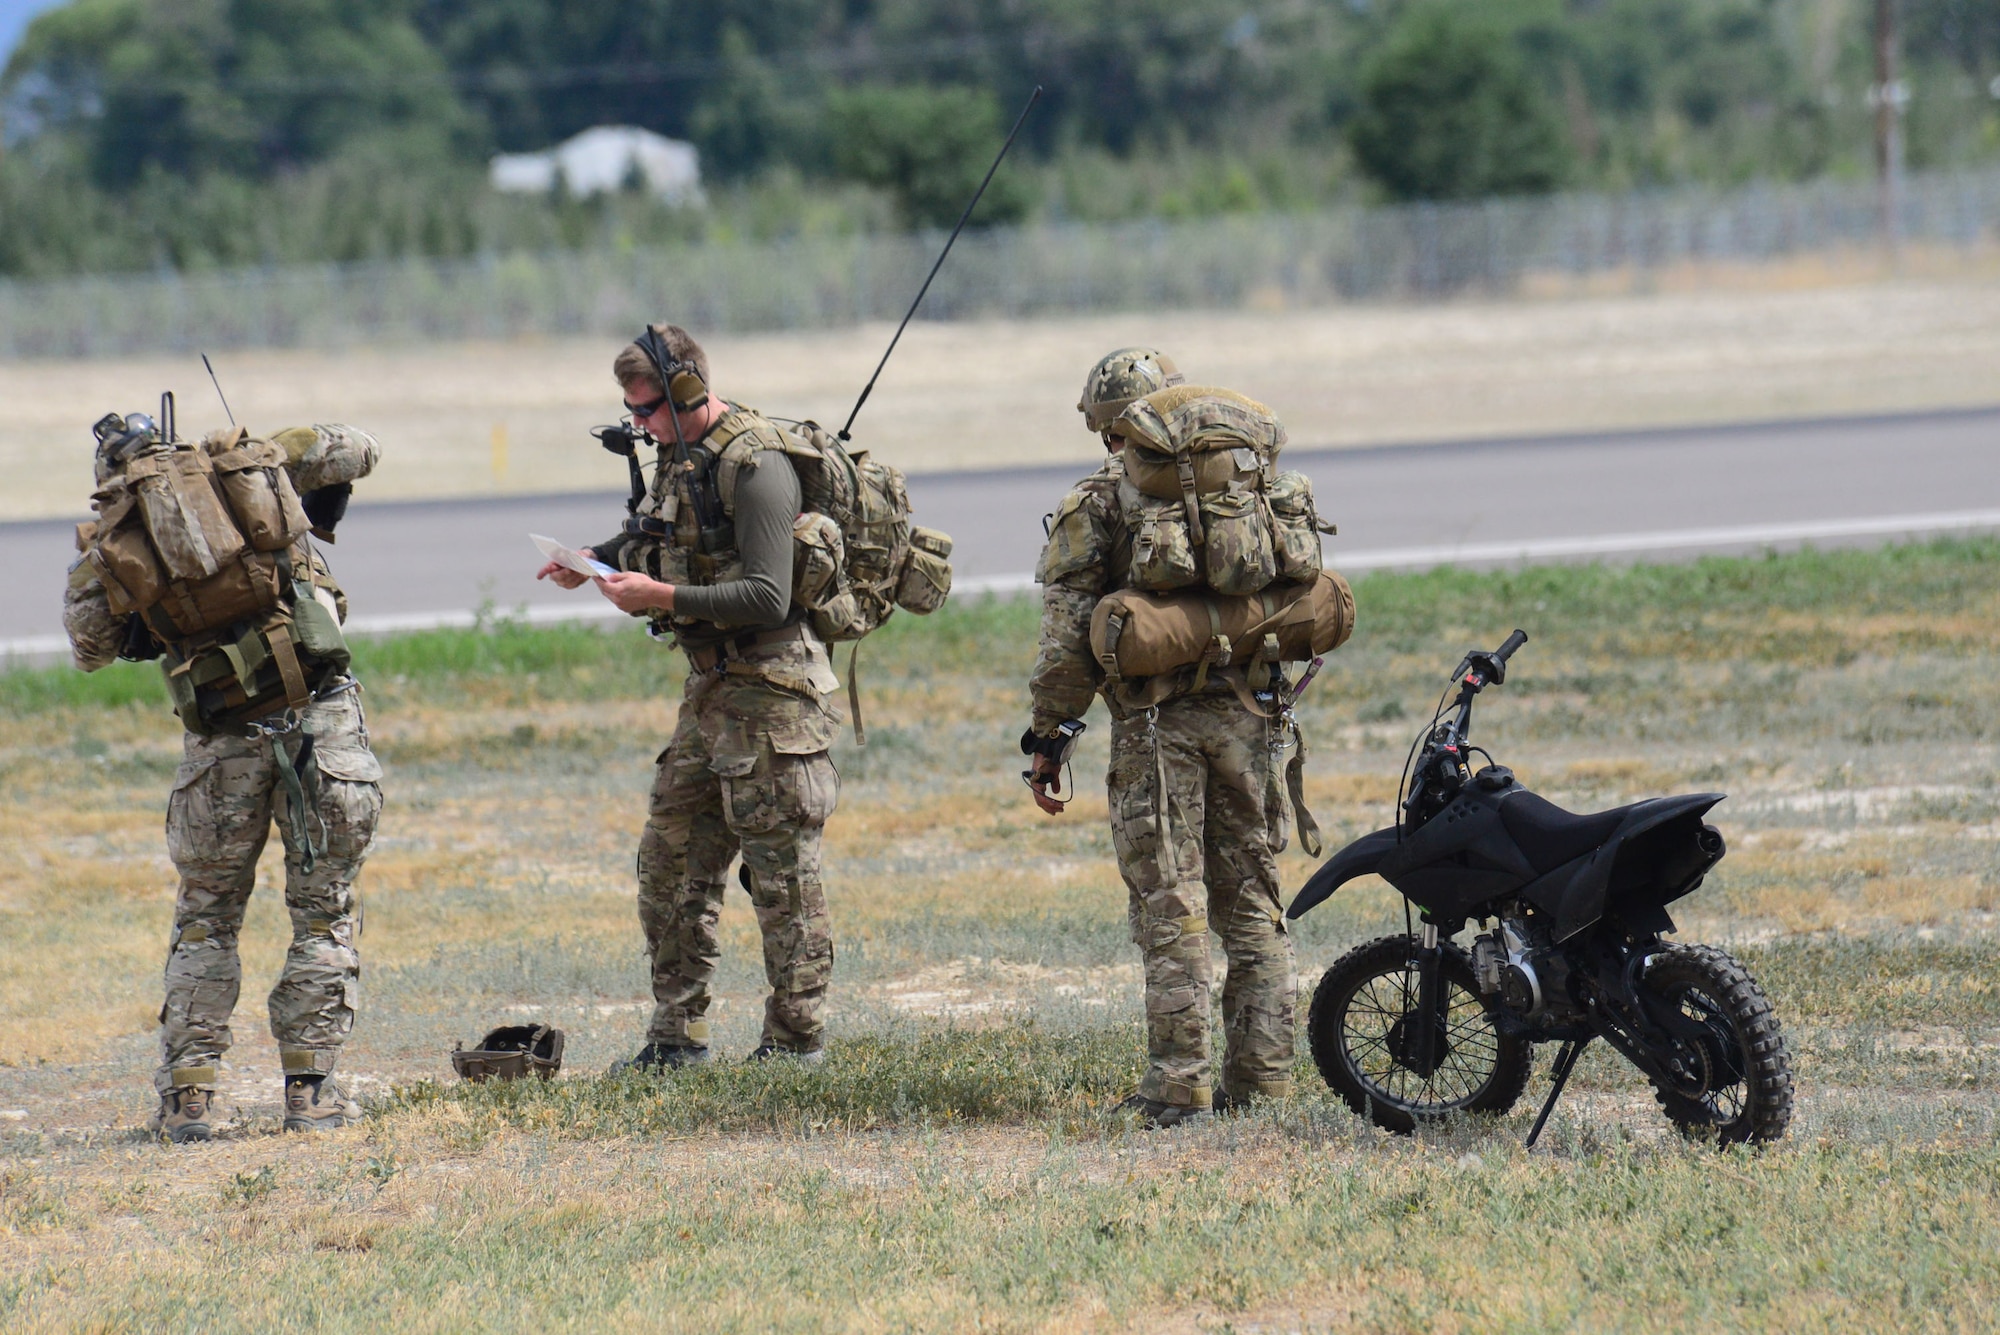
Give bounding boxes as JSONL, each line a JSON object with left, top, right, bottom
{"left": 625, "top": 410, "right": 954, "bottom": 646}
{"left": 1112, "top": 386, "right": 1331, "bottom": 597}
{"left": 774, "top": 418, "right": 954, "bottom": 641}
{"left": 79, "top": 424, "right": 350, "bottom": 734}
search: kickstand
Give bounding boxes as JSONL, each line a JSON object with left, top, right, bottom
{"left": 1524, "top": 1037, "right": 1591, "bottom": 1150}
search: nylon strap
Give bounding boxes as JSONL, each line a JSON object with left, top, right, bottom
{"left": 266, "top": 623, "right": 312, "bottom": 711}
{"left": 171, "top": 1065, "right": 219, "bottom": 1088}
{"left": 1096, "top": 612, "right": 1127, "bottom": 686}
{"left": 280, "top": 1048, "right": 335, "bottom": 1075}
{"left": 270, "top": 727, "right": 322, "bottom": 875}
{"left": 1176, "top": 455, "right": 1205, "bottom": 546}
{"left": 847, "top": 641, "right": 868, "bottom": 747}
{"left": 1286, "top": 720, "right": 1323, "bottom": 858}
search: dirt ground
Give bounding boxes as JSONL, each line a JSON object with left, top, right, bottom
{"left": 4, "top": 271, "right": 1998, "bottom": 522}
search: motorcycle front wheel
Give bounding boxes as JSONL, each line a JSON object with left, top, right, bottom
{"left": 1307, "top": 935, "right": 1531, "bottom": 1134}
{"left": 1640, "top": 944, "right": 1793, "bottom": 1145}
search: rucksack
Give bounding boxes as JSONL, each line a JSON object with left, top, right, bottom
{"left": 771, "top": 418, "right": 954, "bottom": 641}
{"left": 662, "top": 412, "right": 951, "bottom": 745}
{"left": 80, "top": 425, "right": 349, "bottom": 734}
{"left": 1111, "top": 386, "right": 1331, "bottom": 597}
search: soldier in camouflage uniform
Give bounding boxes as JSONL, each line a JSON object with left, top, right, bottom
{"left": 64, "top": 423, "right": 384, "bottom": 1143}
{"left": 1025, "top": 348, "right": 1298, "bottom": 1128}
{"left": 537, "top": 323, "right": 840, "bottom": 1068}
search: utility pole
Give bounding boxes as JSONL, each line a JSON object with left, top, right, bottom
{"left": 1873, "top": 0, "right": 1905, "bottom": 257}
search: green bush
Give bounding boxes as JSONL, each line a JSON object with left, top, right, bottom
{"left": 826, "top": 85, "right": 1035, "bottom": 230}
{"left": 1347, "top": 4, "right": 1573, "bottom": 202}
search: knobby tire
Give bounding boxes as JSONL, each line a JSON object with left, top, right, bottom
{"left": 1307, "top": 935, "right": 1531, "bottom": 1134}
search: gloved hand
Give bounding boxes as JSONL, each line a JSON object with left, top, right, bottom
{"left": 1020, "top": 722, "right": 1085, "bottom": 816}
{"left": 301, "top": 482, "right": 352, "bottom": 542}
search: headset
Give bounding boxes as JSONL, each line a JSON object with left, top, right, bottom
{"left": 634, "top": 326, "right": 709, "bottom": 417}
{"left": 628, "top": 325, "right": 729, "bottom": 553}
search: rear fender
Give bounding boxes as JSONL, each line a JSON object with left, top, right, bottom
{"left": 1286, "top": 827, "right": 1400, "bottom": 920}
{"left": 1537, "top": 794, "right": 1726, "bottom": 942}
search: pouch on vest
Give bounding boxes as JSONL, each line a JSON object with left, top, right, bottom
{"left": 1267, "top": 470, "right": 1328, "bottom": 582}
{"left": 1199, "top": 489, "right": 1276, "bottom": 595}
{"left": 791, "top": 511, "right": 867, "bottom": 642}
{"left": 205, "top": 429, "right": 312, "bottom": 552}
{"left": 1121, "top": 482, "right": 1202, "bottom": 591}
{"left": 895, "top": 526, "right": 953, "bottom": 615}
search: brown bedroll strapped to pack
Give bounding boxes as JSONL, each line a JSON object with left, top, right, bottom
{"left": 1088, "top": 569, "right": 1356, "bottom": 687}
{"left": 450, "top": 1025, "right": 566, "bottom": 1082}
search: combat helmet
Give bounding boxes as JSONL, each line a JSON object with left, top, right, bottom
{"left": 1078, "top": 347, "right": 1185, "bottom": 434}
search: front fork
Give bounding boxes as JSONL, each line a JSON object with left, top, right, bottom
{"left": 1411, "top": 920, "right": 1442, "bottom": 1076}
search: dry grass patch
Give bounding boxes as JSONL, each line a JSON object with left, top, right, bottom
{"left": 6, "top": 541, "right": 2000, "bottom": 1325}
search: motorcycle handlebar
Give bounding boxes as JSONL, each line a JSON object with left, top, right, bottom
{"left": 1494, "top": 629, "right": 1528, "bottom": 663}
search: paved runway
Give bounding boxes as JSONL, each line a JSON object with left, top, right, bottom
{"left": 5, "top": 406, "right": 1997, "bottom": 655}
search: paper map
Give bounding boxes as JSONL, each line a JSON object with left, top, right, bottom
{"left": 531, "top": 533, "right": 617, "bottom": 581}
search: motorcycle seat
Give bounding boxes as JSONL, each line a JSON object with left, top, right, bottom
{"left": 1500, "top": 790, "right": 1637, "bottom": 874}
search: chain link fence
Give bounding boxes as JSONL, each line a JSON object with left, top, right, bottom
{"left": 4, "top": 168, "right": 1996, "bottom": 359}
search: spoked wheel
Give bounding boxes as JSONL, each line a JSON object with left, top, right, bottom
{"left": 1641, "top": 944, "right": 1793, "bottom": 1145}
{"left": 1307, "top": 935, "right": 1531, "bottom": 1134}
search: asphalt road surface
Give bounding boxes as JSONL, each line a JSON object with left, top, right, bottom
{"left": 6, "top": 406, "right": 1997, "bottom": 655}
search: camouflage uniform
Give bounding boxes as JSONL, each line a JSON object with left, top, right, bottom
{"left": 64, "top": 424, "right": 384, "bottom": 1103}
{"left": 597, "top": 403, "right": 842, "bottom": 1056}
{"left": 1031, "top": 445, "right": 1298, "bottom": 1113}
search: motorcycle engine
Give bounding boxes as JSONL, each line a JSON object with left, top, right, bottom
{"left": 1472, "top": 917, "right": 1562, "bottom": 1019}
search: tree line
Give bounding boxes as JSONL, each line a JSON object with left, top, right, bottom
{"left": 2, "top": 0, "right": 1996, "bottom": 277}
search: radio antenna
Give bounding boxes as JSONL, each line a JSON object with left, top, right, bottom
{"left": 202, "top": 354, "right": 236, "bottom": 426}
{"left": 838, "top": 84, "right": 1042, "bottom": 442}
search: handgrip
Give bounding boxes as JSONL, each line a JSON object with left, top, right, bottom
{"left": 1495, "top": 629, "right": 1528, "bottom": 663}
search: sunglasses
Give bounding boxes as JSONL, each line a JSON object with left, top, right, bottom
{"left": 623, "top": 391, "right": 670, "bottom": 419}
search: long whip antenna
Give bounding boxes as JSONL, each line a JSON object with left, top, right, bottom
{"left": 201, "top": 354, "right": 236, "bottom": 426}
{"left": 839, "top": 84, "right": 1042, "bottom": 442}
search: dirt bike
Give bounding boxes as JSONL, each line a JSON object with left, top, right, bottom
{"left": 1287, "top": 631, "right": 1792, "bottom": 1146}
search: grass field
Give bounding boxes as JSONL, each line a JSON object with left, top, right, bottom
{"left": 4, "top": 270, "right": 2000, "bottom": 520}
{"left": 4, "top": 539, "right": 2000, "bottom": 1330}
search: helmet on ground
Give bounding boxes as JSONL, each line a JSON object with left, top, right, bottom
{"left": 1078, "top": 347, "right": 1184, "bottom": 433}
{"left": 450, "top": 1023, "right": 565, "bottom": 1082}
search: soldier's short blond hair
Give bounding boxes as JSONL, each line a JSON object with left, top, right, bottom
{"left": 614, "top": 324, "right": 710, "bottom": 394}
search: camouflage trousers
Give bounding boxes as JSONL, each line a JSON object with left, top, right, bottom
{"left": 1107, "top": 693, "right": 1297, "bottom": 1109}
{"left": 638, "top": 663, "right": 841, "bottom": 1052}
{"left": 157, "top": 684, "right": 383, "bottom": 1097}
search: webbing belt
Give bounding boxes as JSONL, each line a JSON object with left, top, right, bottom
{"left": 684, "top": 622, "right": 809, "bottom": 674}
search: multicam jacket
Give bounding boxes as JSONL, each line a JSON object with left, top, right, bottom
{"left": 1027, "top": 451, "right": 1134, "bottom": 736}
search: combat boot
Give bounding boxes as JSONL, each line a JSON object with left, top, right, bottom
{"left": 146, "top": 1087, "right": 215, "bottom": 1144}
{"left": 283, "top": 1076, "right": 361, "bottom": 1132}
{"left": 746, "top": 1043, "right": 825, "bottom": 1065}
{"left": 1113, "top": 1094, "right": 1213, "bottom": 1130}
{"left": 611, "top": 1042, "right": 711, "bottom": 1075}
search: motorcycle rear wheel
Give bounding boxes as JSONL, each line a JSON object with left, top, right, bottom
{"left": 1307, "top": 935, "right": 1531, "bottom": 1134}
{"left": 1640, "top": 944, "right": 1793, "bottom": 1145}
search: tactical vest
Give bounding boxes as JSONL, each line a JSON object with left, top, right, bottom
{"left": 617, "top": 406, "right": 954, "bottom": 648}
{"left": 79, "top": 427, "right": 351, "bottom": 735}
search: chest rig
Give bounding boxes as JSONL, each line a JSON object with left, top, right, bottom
{"left": 620, "top": 410, "right": 786, "bottom": 636}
